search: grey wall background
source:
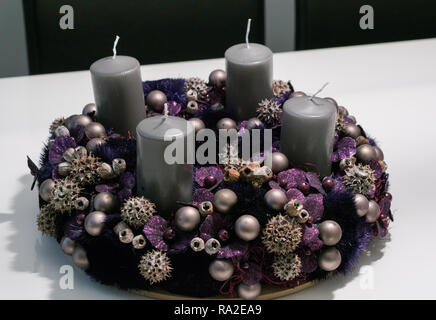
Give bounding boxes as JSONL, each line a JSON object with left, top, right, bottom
{"left": 0, "top": 0, "right": 29, "bottom": 77}
{"left": 0, "top": 0, "right": 295, "bottom": 78}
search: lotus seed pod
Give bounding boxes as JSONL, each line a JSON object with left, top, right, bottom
{"left": 190, "top": 237, "right": 205, "bottom": 252}
{"left": 112, "top": 158, "right": 126, "bottom": 176}
{"left": 205, "top": 238, "right": 221, "bottom": 255}
{"left": 199, "top": 201, "right": 214, "bottom": 216}
{"left": 74, "top": 196, "right": 89, "bottom": 211}
{"left": 132, "top": 235, "right": 147, "bottom": 249}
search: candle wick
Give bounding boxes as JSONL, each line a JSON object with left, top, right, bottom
{"left": 163, "top": 103, "right": 169, "bottom": 119}
{"left": 310, "top": 82, "right": 329, "bottom": 102}
{"left": 112, "top": 35, "right": 120, "bottom": 59}
{"left": 245, "top": 18, "right": 252, "bottom": 49}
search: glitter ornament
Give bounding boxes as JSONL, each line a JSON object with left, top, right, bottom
{"left": 50, "top": 178, "right": 81, "bottom": 214}
{"left": 121, "top": 197, "right": 157, "bottom": 229}
{"left": 272, "top": 253, "right": 302, "bottom": 281}
{"left": 273, "top": 80, "right": 291, "bottom": 97}
{"left": 262, "top": 214, "right": 302, "bottom": 254}
{"left": 343, "top": 163, "right": 376, "bottom": 195}
{"left": 69, "top": 153, "right": 102, "bottom": 186}
{"left": 185, "top": 77, "right": 208, "bottom": 98}
{"left": 138, "top": 250, "right": 173, "bottom": 284}
{"left": 37, "top": 205, "right": 57, "bottom": 236}
{"left": 256, "top": 99, "right": 282, "bottom": 126}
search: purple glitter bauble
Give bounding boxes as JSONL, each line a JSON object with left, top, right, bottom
{"left": 164, "top": 228, "right": 176, "bottom": 241}
{"left": 298, "top": 181, "right": 310, "bottom": 195}
{"left": 322, "top": 177, "right": 335, "bottom": 192}
{"left": 204, "top": 175, "right": 217, "bottom": 188}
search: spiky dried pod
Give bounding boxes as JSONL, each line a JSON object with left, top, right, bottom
{"left": 272, "top": 253, "right": 302, "bottom": 281}
{"left": 256, "top": 99, "right": 282, "bottom": 127}
{"left": 138, "top": 250, "right": 173, "bottom": 284}
{"left": 121, "top": 197, "right": 157, "bottom": 228}
{"left": 273, "top": 80, "right": 291, "bottom": 97}
{"left": 69, "top": 154, "right": 102, "bottom": 186}
{"left": 50, "top": 178, "right": 81, "bottom": 214}
{"left": 262, "top": 214, "right": 302, "bottom": 255}
{"left": 185, "top": 77, "right": 208, "bottom": 98}
{"left": 49, "top": 117, "right": 66, "bottom": 134}
{"left": 36, "top": 205, "right": 57, "bottom": 236}
{"left": 343, "top": 163, "right": 376, "bottom": 195}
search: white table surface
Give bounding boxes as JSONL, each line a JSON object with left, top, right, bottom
{"left": 1, "top": 38, "right": 436, "bottom": 300}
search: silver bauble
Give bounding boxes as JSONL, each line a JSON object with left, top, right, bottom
{"left": 54, "top": 125, "right": 70, "bottom": 137}
{"left": 265, "top": 152, "right": 289, "bottom": 174}
{"left": 66, "top": 114, "right": 92, "bottom": 130}
{"left": 57, "top": 161, "right": 72, "bottom": 176}
{"left": 216, "top": 117, "right": 237, "bottom": 130}
{"left": 84, "top": 211, "right": 107, "bottom": 236}
{"left": 238, "top": 283, "right": 261, "bottom": 300}
{"left": 93, "top": 191, "right": 118, "bottom": 213}
{"left": 60, "top": 236, "right": 75, "bottom": 255}
{"left": 246, "top": 117, "right": 264, "bottom": 130}
{"left": 97, "top": 162, "right": 115, "bottom": 179}
{"left": 373, "top": 146, "right": 384, "bottom": 161}
{"left": 188, "top": 118, "right": 206, "bottom": 133}
{"left": 146, "top": 90, "right": 167, "bottom": 112}
{"left": 213, "top": 189, "right": 237, "bottom": 213}
{"left": 366, "top": 200, "right": 380, "bottom": 223}
{"left": 86, "top": 137, "right": 105, "bottom": 154}
{"left": 72, "top": 245, "right": 89, "bottom": 270}
{"left": 343, "top": 124, "right": 361, "bottom": 139}
{"left": 39, "top": 178, "right": 55, "bottom": 202}
{"left": 85, "top": 122, "right": 106, "bottom": 139}
{"left": 175, "top": 206, "right": 200, "bottom": 231}
{"left": 82, "top": 103, "right": 97, "bottom": 116}
{"left": 318, "top": 220, "right": 342, "bottom": 246}
{"left": 63, "top": 147, "right": 76, "bottom": 162}
{"left": 209, "top": 259, "right": 234, "bottom": 281}
{"left": 264, "top": 189, "right": 287, "bottom": 211}
{"left": 234, "top": 215, "right": 260, "bottom": 241}
{"left": 356, "top": 144, "right": 376, "bottom": 163}
{"left": 319, "top": 247, "right": 341, "bottom": 271}
{"left": 209, "top": 69, "right": 226, "bottom": 88}
{"left": 354, "top": 194, "right": 369, "bottom": 217}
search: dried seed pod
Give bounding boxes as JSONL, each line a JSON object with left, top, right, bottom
{"left": 190, "top": 237, "right": 205, "bottom": 252}
{"left": 74, "top": 146, "right": 88, "bottom": 158}
{"left": 186, "top": 89, "right": 198, "bottom": 101}
{"left": 199, "top": 201, "right": 214, "bottom": 216}
{"left": 113, "top": 221, "right": 134, "bottom": 243}
{"left": 284, "top": 199, "right": 304, "bottom": 217}
{"left": 74, "top": 197, "right": 89, "bottom": 211}
{"left": 205, "top": 238, "right": 221, "bottom": 255}
{"left": 296, "top": 209, "right": 309, "bottom": 224}
{"left": 57, "top": 162, "right": 72, "bottom": 176}
{"left": 112, "top": 158, "right": 126, "bottom": 176}
{"left": 223, "top": 167, "right": 240, "bottom": 183}
{"left": 339, "top": 157, "right": 356, "bottom": 171}
{"left": 187, "top": 101, "right": 199, "bottom": 115}
{"left": 97, "top": 162, "right": 116, "bottom": 179}
{"left": 132, "top": 234, "right": 147, "bottom": 249}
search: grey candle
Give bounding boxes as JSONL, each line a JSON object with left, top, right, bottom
{"left": 225, "top": 20, "right": 273, "bottom": 121}
{"left": 136, "top": 113, "right": 194, "bottom": 216}
{"left": 280, "top": 95, "right": 336, "bottom": 177}
{"left": 90, "top": 37, "right": 145, "bottom": 135}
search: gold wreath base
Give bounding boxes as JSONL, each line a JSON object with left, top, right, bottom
{"left": 129, "top": 280, "right": 317, "bottom": 300}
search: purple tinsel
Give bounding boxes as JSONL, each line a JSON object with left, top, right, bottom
{"left": 49, "top": 136, "right": 76, "bottom": 164}
{"left": 332, "top": 137, "right": 356, "bottom": 162}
